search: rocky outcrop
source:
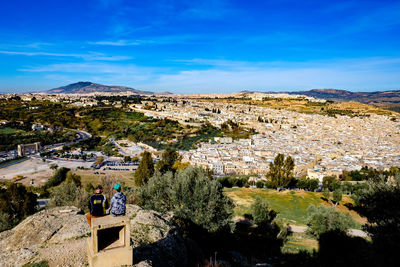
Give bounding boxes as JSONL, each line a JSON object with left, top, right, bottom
{"left": 127, "top": 205, "right": 187, "bottom": 266}
{"left": 0, "top": 205, "right": 187, "bottom": 267}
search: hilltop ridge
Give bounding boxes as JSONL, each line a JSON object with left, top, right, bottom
{"left": 0, "top": 205, "right": 186, "bottom": 266}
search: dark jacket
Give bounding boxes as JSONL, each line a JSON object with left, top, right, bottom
{"left": 88, "top": 193, "right": 109, "bottom": 216}
{"left": 110, "top": 192, "right": 126, "bottom": 216}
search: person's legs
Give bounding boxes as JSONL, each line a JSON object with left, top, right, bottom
{"left": 86, "top": 213, "right": 92, "bottom": 227}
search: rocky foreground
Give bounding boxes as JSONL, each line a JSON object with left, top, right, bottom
{"left": 0, "top": 205, "right": 187, "bottom": 267}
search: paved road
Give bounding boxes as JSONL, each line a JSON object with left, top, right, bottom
{"left": 109, "top": 138, "right": 132, "bottom": 157}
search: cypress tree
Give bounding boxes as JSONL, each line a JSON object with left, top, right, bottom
{"left": 134, "top": 151, "right": 155, "bottom": 186}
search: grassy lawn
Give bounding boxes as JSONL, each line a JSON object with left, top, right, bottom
{"left": 224, "top": 188, "right": 365, "bottom": 228}
{"left": 282, "top": 232, "right": 318, "bottom": 253}
{"left": 0, "top": 127, "right": 26, "bottom": 134}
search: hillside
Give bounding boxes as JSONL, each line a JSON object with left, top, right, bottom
{"left": 225, "top": 188, "right": 365, "bottom": 227}
{"left": 287, "top": 89, "right": 400, "bottom": 112}
{"left": 46, "top": 81, "right": 153, "bottom": 95}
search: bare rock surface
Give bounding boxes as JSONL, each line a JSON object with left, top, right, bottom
{"left": 0, "top": 205, "right": 187, "bottom": 267}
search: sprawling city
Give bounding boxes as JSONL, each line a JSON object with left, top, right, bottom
{"left": 1, "top": 1, "right": 400, "bottom": 267}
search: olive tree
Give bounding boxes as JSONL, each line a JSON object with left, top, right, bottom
{"left": 306, "top": 205, "right": 355, "bottom": 238}
{"left": 137, "top": 166, "right": 234, "bottom": 232}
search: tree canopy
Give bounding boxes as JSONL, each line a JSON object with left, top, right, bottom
{"left": 137, "top": 166, "right": 233, "bottom": 232}
{"left": 353, "top": 174, "right": 400, "bottom": 266}
{"left": 155, "top": 147, "right": 181, "bottom": 174}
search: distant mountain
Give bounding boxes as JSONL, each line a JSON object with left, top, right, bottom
{"left": 46, "top": 82, "right": 153, "bottom": 95}
{"left": 158, "top": 91, "right": 174, "bottom": 95}
{"left": 287, "top": 89, "right": 400, "bottom": 112}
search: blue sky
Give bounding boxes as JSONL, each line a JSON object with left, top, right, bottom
{"left": 1, "top": 0, "right": 400, "bottom": 93}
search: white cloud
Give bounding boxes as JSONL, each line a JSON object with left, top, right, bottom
{"left": 88, "top": 40, "right": 141, "bottom": 46}
{"left": 0, "top": 50, "right": 132, "bottom": 61}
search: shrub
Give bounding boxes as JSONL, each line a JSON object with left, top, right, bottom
{"left": 45, "top": 167, "right": 70, "bottom": 188}
{"left": 0, "top": 211, "right": 12, "bottom": 232}
{"left": 65, "top": 171, "right": 82, "bottom": 187}
{"left": 0, "top": 183, "right": 37, "bottom": 231}
{"left": 251, "top": 197, "right": 277, "bottom": 225}
{"left": 256, "top": 180, "right": 264, "bottom": 188}
{"left": 217, "top": 176, "right": 233, "bottom": 188}
{"left": 48, "top": 182, "right": 89, "bottom": 211}
{"left": 22, "top": 260, "right": 49, "bottom": 267}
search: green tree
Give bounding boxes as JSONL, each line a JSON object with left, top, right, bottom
{"left": 134, "top": 151, "right": 154, "bottom": 186}
{"left": 65, "top": 171, "right": 82, "bottom": 187}
{"left": 123, "top": 156, "right": 131, "bottom": 162}
{"left": 251, "top": 197, "right": 277, "bottom": 225}
{"left": 322, "top": 188, "right": 330, "bottom": 200}
{"left": 45, "top": 167, "right": 70, "bottom": 188}
{"left": 156, "top": 147, "right": 181, "bottom": 174}
{"left": 323, "top": 176, "right": 340, "bottom": 191}
{"left": 268, "top": 154, "right": 295, "bottom": 188}
{"left": 353, "top": 174, "right": 400, "bottom": 266}
{"left": 308, "top": 178, "right": 320, "bottom": 191}
{"left": 256, "top": 180, "right": 264, "bottom": 188}
{"left": 306, "top": 205, "right": 355, "bottom": 238}
{"left": 137, "top": 166, "right": 233, "bottom": 232}
{"left": 332, "top": 190, "right": 342, "bottom": 206}
{"left": 0, "top": 183, "right": 37, "bottom": 230}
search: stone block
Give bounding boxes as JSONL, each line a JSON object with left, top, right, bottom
{"left": 87, "top": 215, "right": 133, "bottom": 267}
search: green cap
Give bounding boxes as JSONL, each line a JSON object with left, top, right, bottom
{"left": 113, "top": 184, "right": 121, "bottom": 191}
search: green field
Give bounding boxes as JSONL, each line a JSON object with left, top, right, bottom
{"left": 224, "top": 188, "right": 364, "bottom": 228}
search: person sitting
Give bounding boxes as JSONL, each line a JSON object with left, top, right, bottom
{"left": 86, "top": 185, "right": 109, "bottom": 227}
{"left": 110, "top": 184, "right": 126, "bottom": 217}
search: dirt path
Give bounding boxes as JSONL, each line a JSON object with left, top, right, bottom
{"left": 289, "top": 224, "right": 369, "bottom": 237}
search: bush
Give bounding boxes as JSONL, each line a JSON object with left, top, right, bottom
{"left": 65, "top": 171, "right": 82, "bottom": 187}
{"left": 22, "top": 260, "right": 49, "bottom": 267}
{"left": 306, "top": 205, "right": 355, "bottom": 238}
{"left": 218, "top": 176, "right": 233, "bottom": 188}
{"left": 256, "top": 180, "right": 264, "bottom": 188}
{"left": 45, "top": 167, "right": 70, "bottom": 188}
{"left": 0, "top": 183, "right": 37, "bottom": 231}
{"left": 137, "top": 167, "right": 234, "bottom": 232}
{"left": 48, "top": 182, "right": 89, "bottom": 211}
{"left": 0, "top": 211, "right": 12, "bottom": 232}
